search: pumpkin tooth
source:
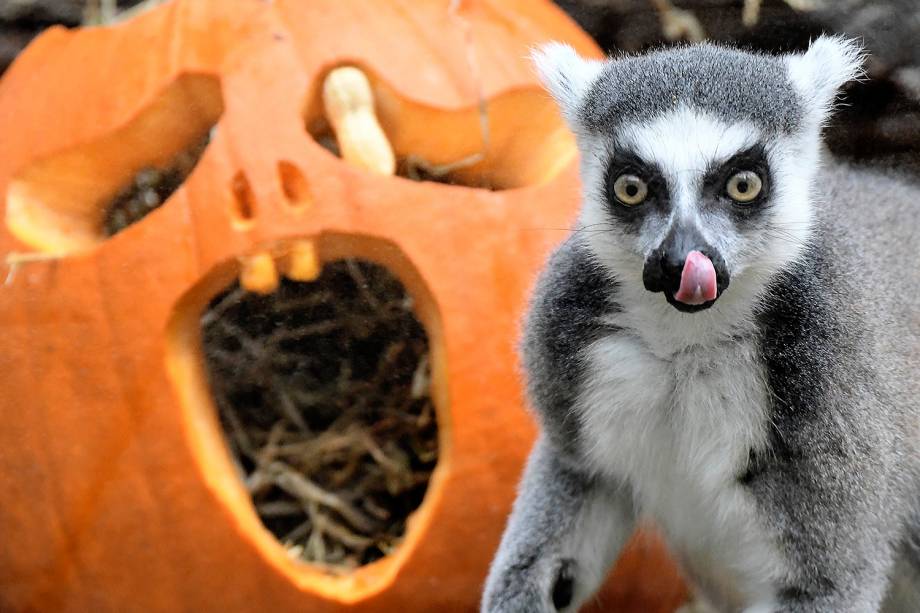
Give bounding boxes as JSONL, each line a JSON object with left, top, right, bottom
{"left": 240, "top": 251, "right": 280, "bottom": 294}
{"left": 322, "top": 66, "right": 396, "bottom": 176}
{"left": 283, "top": 239, "right": 320, "bottom": 282}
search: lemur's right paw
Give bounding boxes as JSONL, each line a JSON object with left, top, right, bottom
{"left": 550, "top": 560, "right": 576, "bottom": 609}
{"left": 481, "top": 558, "right": 579, "bottom": 613}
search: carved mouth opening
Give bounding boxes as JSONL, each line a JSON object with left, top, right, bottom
{"left": 199, "top": 256, "right": 439, "bottom": 572}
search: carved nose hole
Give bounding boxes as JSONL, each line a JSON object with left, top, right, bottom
{"left": 231, "top": 171, "right": 256, "bottom": 224}
{"left": 278, "top": 161, "right": 311, "bottom": 212}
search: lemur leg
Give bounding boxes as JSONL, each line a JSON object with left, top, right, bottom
{"left": 746, "top": 457, "right": 902, "bottom": 613}
{"left": 481, "top": 436, "right": 635, "bottom": 613}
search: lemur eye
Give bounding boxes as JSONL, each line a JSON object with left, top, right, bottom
{"left": 726, "top": 170, "right": 762, "bottom": 203}
{"left": 612, "top": 174, "right": 648, "bottom": 206}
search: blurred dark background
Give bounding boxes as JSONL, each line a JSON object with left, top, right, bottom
{"left": 2, "top": 0, "right": 919, "bottom": 166}
{"left": 0, "top": 0, "right": 146, "bottom": 73}
{"left": 553, "top": 0, "right": 920, "bottom": 166}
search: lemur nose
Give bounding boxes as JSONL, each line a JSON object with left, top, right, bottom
{"left": 643, "top": 248, "right": 687, "bottom": 294}
{"left": 661, "top": 252, "right": 686, "bottom": 280}
{"left": 642, "top": 224, "right": 714, "bottom": 295}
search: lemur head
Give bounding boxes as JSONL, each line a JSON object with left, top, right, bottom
{"left": 535, "top": 36, "right": 863, "bottom": 313}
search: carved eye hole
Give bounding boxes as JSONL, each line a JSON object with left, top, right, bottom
{"left": 726, "top": 170, "right": 763, "bottom": 203}
{"left": 612, "top": 173, "right": 648, "bottom": 206}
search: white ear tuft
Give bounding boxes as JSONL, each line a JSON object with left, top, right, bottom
{"left": 531, "top": 42, "right": 604, "bottom": 127}
{"left": 787, "top": 35, "right": 865, "bottom": 123}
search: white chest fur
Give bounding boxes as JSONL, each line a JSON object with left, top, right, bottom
{"left": 576, "top": 331, "right": 782, "bottom": 609}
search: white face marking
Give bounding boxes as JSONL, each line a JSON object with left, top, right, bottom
{"left": 574, "top": 105, "right": 817, "bottom": 351}
{"left": 619, "top": 106, "right": 759, "bottom": 217}
{"left": 616, "top": 107, "right": 763, "bottom": 261}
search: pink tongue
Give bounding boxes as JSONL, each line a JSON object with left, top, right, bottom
{"left": 674, "top": 251, "right": 718, "bottom": 305}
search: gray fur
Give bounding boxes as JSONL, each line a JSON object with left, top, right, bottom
{"left": 483, "top": 38, "right": 920, "bottom": 613}
{"left": 481, "top": 438, "right": 634, "bottom": 613}
{"left": 581, "top": 44, "right": 804, "bottom": 135}
{"left": 739, "top": 160, "right": 920, "bottom": 610}
{"left": 519, "top": 240, "right": 619, "bottom": 457}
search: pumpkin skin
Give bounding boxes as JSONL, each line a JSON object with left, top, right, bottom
{"left": 0, "top": 1, "right": 688, "bottom": 611}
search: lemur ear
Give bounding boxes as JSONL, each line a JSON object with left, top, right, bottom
{"left": 787, "top": 35, "right": 865, "bottom": 123}
{"left": 531, "top": 42, "right": 604, "bottom": 128}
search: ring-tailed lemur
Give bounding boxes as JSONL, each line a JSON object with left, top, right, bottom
{"left": 482, "top": 36, "right": 920, "bottom": 613}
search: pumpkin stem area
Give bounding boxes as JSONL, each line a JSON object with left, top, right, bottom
{"left": 199, "top": 259, "right": 438, "bottom": 571}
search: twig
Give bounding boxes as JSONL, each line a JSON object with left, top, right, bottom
{"left": 5, "top": 251, "right": 63, "bottom": 285}
{"left": 221, "top": 401, "right": 257, "bottom": 460}
{"left": 268, "top": 320, "right": 341, "bottom": 343}
{"left": 345, "top": 259, "right": 380, "bottom": 309}
{"left": 257, "top": 500, "right": 303, "bottom": 517}
{"left": 245, "top": 469, "right": 272, "bottom": 496}
{"left": 255, "top": 421, "right": 287, "bottom": 465}
{"left": 362, "top": 433, "right": 407, "bottom": 476}
{"left": 361, "top": 496, "right": 391, "bottom": 521}
{"left": 411, "top": 353, "right": 430, "bottom": 400}
{"left": 200, "top": 287, "right": 246, "bottom": 327}
{"left": 5, "top": 252, "right": 62, "bottom": 265}
{"left": 304, "top": 502, "right": 326, "bottom": 562}
{"left": 322, "top": 515, "right": 374, "bottom": 550}
{"left": 282, "top": 518, "right": 312, "bottom": 546}
{"left": 267, "top": 461, "right": 376, "bottom": 533}
{"left": 273, "top": 384, "right": 310, "bottom": 433}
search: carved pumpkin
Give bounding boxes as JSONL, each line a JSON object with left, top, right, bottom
{"left": 0, "top": 1, "right": 687, "bottom": 611}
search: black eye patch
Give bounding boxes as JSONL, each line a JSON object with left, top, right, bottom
{"left": 702, "top": 143, "right": 771, "bottom": 216}
{"left": 603, "top": 149, "right": 668, "bottom": 228}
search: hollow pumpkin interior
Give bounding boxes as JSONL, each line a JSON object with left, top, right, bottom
{"left": 166, "top": 233, "right": 451, "bottom": 603}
